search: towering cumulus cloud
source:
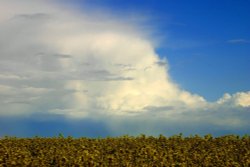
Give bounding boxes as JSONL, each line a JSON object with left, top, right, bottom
{"left": 0, "top": 0, "right": 249, "bottom": 136}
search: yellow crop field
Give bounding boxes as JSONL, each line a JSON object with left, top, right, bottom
{"left": 0, "top": 134, "right": 249, "bottom": 166}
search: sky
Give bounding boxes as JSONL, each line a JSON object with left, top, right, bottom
{"left": 0, "top": 0, "right": 249, "bottom": 138}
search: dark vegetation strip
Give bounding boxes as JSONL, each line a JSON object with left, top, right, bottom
{"left": 0, "top": 134, "right": 249, "bottom": 166}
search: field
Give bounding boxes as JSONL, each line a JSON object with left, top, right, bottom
{"left": 0, "top": 134, "right": 249, "bottom": 166}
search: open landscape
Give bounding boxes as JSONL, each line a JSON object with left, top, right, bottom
{"left": 0, "top": 0, "right": 249, "bottom": 166}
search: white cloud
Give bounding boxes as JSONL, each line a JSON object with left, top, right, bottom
{"left": 217, "top": 92, "right": 250, "bottom": 107}
{"left": 0, "top": 0, "right": 249, "bottom": 135}
{"left": 227, "top": 39, "right": 250, "bottom": 44}
{"left": 236, "top": 92, "right": 250, "bottom": 107}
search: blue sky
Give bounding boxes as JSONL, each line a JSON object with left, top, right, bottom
{"left": 0, "top": 0, "right": 249, "bottom": 137}
{"left": 72, "top": 0, "right": 250, "bottom": 101}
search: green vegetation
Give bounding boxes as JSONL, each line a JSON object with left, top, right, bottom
{"left": 0, "top": 134, "right": 249, "bottom": 166}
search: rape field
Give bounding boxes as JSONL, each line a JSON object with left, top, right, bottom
{"left": 0, "top": 134, "right": 249, "bottom": 166}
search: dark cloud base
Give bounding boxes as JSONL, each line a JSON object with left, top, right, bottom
{"left": 0, "top": 115, "right": 111, "bottom": 138}
{"left": 1, "top": 114, "right": 249, "bottom": 138}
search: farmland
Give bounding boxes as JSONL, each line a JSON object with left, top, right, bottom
{"left": 0, "top": 134, "right": 249, "bottom": 166}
